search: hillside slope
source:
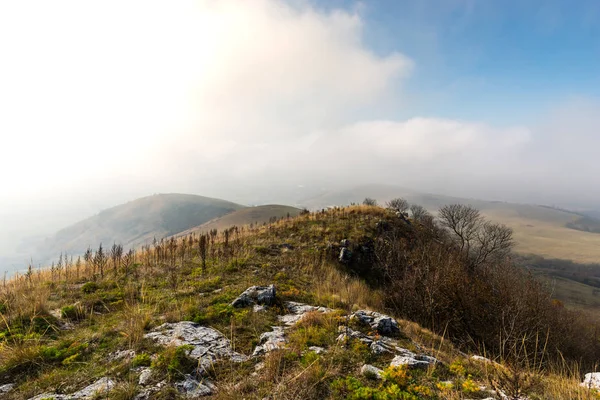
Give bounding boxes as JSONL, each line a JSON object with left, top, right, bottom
{"left": 301, "top": 184, "right": 600, "bottom": 263}
{"left": 175, "top": 204, "right": 302, "bottom": 237}
{"left": 0, "top": 206, "right": 596, "bottom": 399}
{"left": 38, "top": 193, "right": 244, "bottom": 258}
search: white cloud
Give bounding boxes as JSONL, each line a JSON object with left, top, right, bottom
{"left": 0, "top": 0, "right": 598, "bottom": 259}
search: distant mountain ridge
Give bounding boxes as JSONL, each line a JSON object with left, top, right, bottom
{"left": 37, "top": 193, "right": 244, "bottom": 259}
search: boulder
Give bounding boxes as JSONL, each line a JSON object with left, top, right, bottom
{"left": 231, "top": 285, "right": 276, "bottom": 308}
{"left": 338, "top": 247, "right": 352, "bottom": 263}
{"left": 253, "top": 327, "right": 287, "bottom": 356}
{"left": 144, "top": 321, "right": 247, "bottom": 371}
{"left": 390, "top": 349, "right": 437, "bottom": 369}
{"left": 582, "top": 372, "right": 600, "bottom": 389}
{"left": 361, "top": 364, "right": 383, "bottom": 380}
{"left": 353, "top": 310, "right": 400, "bottom": 337}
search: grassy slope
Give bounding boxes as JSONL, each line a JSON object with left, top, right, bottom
{"left": 0, "top": 207, "right": 594, "bottom": 399}
{"left": 175, "top": 205, "right": 302, "bottom": 237}
{"left": 38, "top": 193, "right": 244, "bottom": 258}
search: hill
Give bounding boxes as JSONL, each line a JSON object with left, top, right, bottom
{"left": 301, "top": 184, "right": 600, "bottom": 264}
{"left": 1, "top": 205, "right": 598, "bottom": 399}
{"left": 37, "top": 193, "right": 244, "bottom": 260}
{"left": 175, "top": 205, "right": 302, "bottom": 238}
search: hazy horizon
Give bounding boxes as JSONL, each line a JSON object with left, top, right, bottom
{"left": 1, "top": 0, "right": 599, "bottom": 270}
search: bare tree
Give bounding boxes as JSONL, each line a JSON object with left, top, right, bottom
{"left": 363, "top": 197, "right": 378, "bottom": 206}
{"left": 438, "top": 204, "right": 482, "bottom": 253}
{"left": 410, "top": 204, "right": 431, "bottom": 222}
{"left": 473, "top": 221, "right": 514, "bottom": 267}
{"left": 387, "top": 198, "right": 409, "bottom": 213}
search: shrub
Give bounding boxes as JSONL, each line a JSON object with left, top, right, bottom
{"left": 81, "top": 282, "right": 99, "bottom": 294}
{"left": 132, "top": 353, "right": 152, "bottom": 367}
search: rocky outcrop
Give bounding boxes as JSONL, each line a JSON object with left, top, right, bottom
{"left": 279, "top": 301, "right": 333, "bottom": 326}
{"left": 352, "top": 310, "right": 400, "bottom": 337}
{"left": 231, "top": 285, "right": 276, "bottom": 308}
{"left": 28, "top": 377, "right": 115, "bottom": 400}
{"left": 253, "top": 327, "right": 287, "bottom": 356}
{"left": 144, "top": 321, "right": 247, "bottom": 370}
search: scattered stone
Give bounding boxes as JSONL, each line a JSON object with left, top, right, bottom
{"left": 175, "top": 375, "right": 215, "bottom": 398}
{"left": 582, "top": 372, "right": 600, "bottom": 389}
{"left": 390, "top": 349, "right": 438, "bottom": 369}
{"left": 138, "top": 368, "right": 153, "bottom": 386}
{"left": 134, "top": 380, "right": 167, "bottom": 400}
{"left": 253, "top": 304, "right": 267, "bottom": 313}
{"left": 108, "top": 349, "right": 135, "bottom": 362}
{"left": 29, "top": 377, "right": 115, "bottom": 400}
{"left": 144, "top": 321, "right": 247, "bottom": 371}
{"left": 308, "top": 346, "right": 326, "bottom": 354}
{"left": 231, "top": 285, "right": 276, "bottom": 308}
{"left": 212, "top": 288, "right": 222, "bottom": 294}
{"left": 279, "top": 301, "right": 332, "bottom": 326}
{"left": 253, "top": 327, "right": 287, "bottom": 356}
{"left": 370, "top": 340, "right": 395, "bottom": 354}
{"left": 0, "top": 384, "right": 15, "bottom": 394}
{"left": 361, "top": 364, "right": 383, "bottom": 380}
{"left": 352, "top": 310, "right": 400, "bottom": 337}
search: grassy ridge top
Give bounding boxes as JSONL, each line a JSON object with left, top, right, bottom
{"left": 302, "top": 184, "right": 600, "bottom": 263}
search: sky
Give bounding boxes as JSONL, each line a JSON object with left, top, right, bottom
{"left": 0, "top": 0, "right": 599, "bottom": 262}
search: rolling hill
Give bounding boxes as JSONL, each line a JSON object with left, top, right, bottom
{"left": 175, "top": 204, "right": 302, "bottom": 237}
{"left": 37, "top": 193, "right": 244, "bottom": 259}
{"left": 300, "top": 184, "right": 600, "bottom": 264}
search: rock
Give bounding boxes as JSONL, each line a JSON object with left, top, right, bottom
{"left": 361, "top": 364, "right": 383, "bottom": 380}
{"left": 279, "top": 301, "right": 333, "bottom": 326}
{"left": 28, "top": 377, "right": 115, "bottom": 400}
{"left": 340, "top": 239, "right": 350, "bottom": 247}
{"left": 108, "top": 349, "right": 135, "bottom": 362}
{"left": 231, "top": 285, "right": 276, "bottom": 308}
{"left": 253, "top": 304, "right": 267, "bottom": 313}
{"left": 134, "top": 380, "right": 167, "bottom": 400}
{"left": 582, "top": 372, "right": 600, "bottom": 389}
{"left": 138, "top": 368, "right": 153, "bottom": 386}
{"left": 175, "top": 375, "right": 215, "bottom": 398}
{"left": 144, "top": 321, "right": 247, "bottom": 371}
{"left": 0, "top": 384, "right": 14, "bottom": 394}
{"left": 390, "top": 349, "right": 438, "bottom": 369}
{"left": 338, "top": 247, "right": 352, "bottom": 263}
{"left": 336, "top": 326, "right": 374, "bottom": 345}
{"left": 253, "top": 327, "right": 286, "bottom": 356}
{"left": 308, "top": 346, "right": 326, "bottom": 354}
{"left": 353, "top": 310, "right": 400, "bottom": 337}
{"left": 370, "top": 340, "right": 395, "bottom": 354}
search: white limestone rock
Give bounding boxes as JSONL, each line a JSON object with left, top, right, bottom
{"left": 144, "top": 321, "right": 247, "bottom": 371}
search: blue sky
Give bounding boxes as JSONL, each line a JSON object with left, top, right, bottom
{"left": 311, "top": 0, "right": 600, "bottom": 125}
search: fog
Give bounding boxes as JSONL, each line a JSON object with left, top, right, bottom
{"left": 1, "top": 0, "right": 599, "bottom": 269}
